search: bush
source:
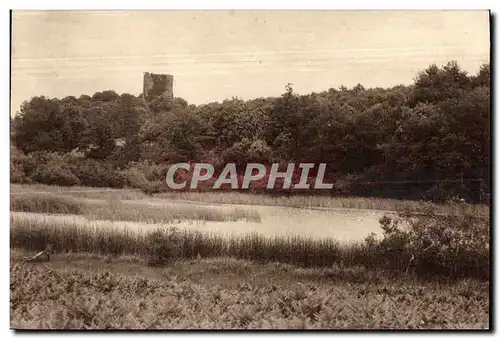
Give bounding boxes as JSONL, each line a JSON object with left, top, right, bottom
{"left": 32, "top": 164, "right": 81, "bottom": 186}
{"left": 10, "top": 162, "right": 30, "bottom": 184}
{"left": 30, "top": 152, "right": 81, "bottom": 186}
{"left": 69, "top": 158, "right": 125, "bottom": 188}
{"left": 145, "top": 228, "right": 181, "bottom": 266}
{"left": 10, "top": 147, "right": 36, "bottom": 184}
{"left": 368, "top": 204, "right": 490, "bottom": 279}
{"left": 119, "top": 161, "right": 167, "bottom": 194}
{"left": 11, "top": 150, "right": 129, "bottom": 188}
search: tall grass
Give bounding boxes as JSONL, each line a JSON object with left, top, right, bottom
{"left": 156, "top": 191, "right": 489, "bottom": 216}
{"left": 9, "top": 216, "right": 370, "bottom": 267}
{"left": 10, "top": 193, "right": 261, "bottom": 223}
{"left": 9, "top": 186, "right": 489, "bottom": 279}
{"left": 10, "top": 183, "right": 147, "bottom": 200}
{"left": 12, "top": 183, "right": 489, "bottom": 217}
{"left": 10, "top": 193, "right": 82, "bottom": 215}
{"left": 87, "top": 198, "right": 261, "bottom": 223}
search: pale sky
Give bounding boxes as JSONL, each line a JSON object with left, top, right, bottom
{"left": 11, "top": 10, "right": 490, "bottom": 114}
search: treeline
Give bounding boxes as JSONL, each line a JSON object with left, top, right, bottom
{"left": 10, "top": 61, "right": 490, "bottom": 202}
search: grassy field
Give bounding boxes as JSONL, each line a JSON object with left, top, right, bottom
{"left": 9, "top": 184, "right": 491, "bottom": 329}
{"left": 10, "top": 251, "right": 489, "bottom": 329}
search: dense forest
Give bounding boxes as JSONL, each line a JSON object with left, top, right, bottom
{"left": 10, "top": 61, "right": 490, "bottom": 203}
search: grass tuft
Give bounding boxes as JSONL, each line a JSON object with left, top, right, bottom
{"left": 10, "top": 193, "right": 82, "bottom": 215}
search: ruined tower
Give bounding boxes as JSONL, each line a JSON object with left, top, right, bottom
{"left": 142, "top": 72, "right": 174, "bottom": 102}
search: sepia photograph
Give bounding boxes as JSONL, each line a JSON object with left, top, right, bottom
{"left": 9, "top": 10, "right": 491, "bottom": 330}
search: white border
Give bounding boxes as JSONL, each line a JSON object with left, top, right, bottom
{"left": 3, "top": 1, "right": 497, "bottom": 338}
{"left": 4, "top": 1, "right": 498, "bottom": 10}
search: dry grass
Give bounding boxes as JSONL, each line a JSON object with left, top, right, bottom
{"left": 10, "top": 252, "right": 489, "bottom": 329}
{"left": 10, "top": 183, "right": 147, "bottom": 200}
{"left": 10, "top": 192, "right": 261, "bottom": 223}
{"left": 87, "top": 198, "right": 261, "bottom": 223}
{"left": 10, "top": 193, "right": 83, "bottom": 215}
{"left": 10, "top": 216, "right": 361, "bottom": 268}
{"left": 155, "top": 191, "right": 489, "bottom": 217}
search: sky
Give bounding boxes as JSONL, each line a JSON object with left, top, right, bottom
{"left": 11, "top": 10, "right": 490, "bottom": 114}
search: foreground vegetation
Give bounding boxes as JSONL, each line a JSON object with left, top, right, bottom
{"left": 9, "top": 185, "right": 490, "bottom": 329}
{"left": 10, "top": 252, "right": 489, "bottom": 329}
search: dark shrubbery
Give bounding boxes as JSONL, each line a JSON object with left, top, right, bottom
{"left": 145, "top": 228, "right": 181, "bottom": 266}
{"left": 118, "top": 161, "right": 168, "bottom": 194}
{"left": 31, "top": 156, "right": 81, "bottom": 186}
{"left": 69, "top": 158, "right": 126, "bottom": 188}
{"left": 10, "top": 148, "right": 38, "bottom": 184}
{"left": 366, "top": 205, "right": 489, "bottom": 279}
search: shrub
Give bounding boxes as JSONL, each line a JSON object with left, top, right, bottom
{"left": 368, "top": 204, "right": 490, "bottom": 279}
{"left": 222, "top": 138, "right": 271, "bottom": 166}
{"left": 32, "top": 165, "right": 81, "bottom": 186}
{"left": 11, "top": 150, "right": 128, "bottom": 188}
{"left": 119, "top": 161, "right": 167, "bottom": 194}
{"left": 69, "top": 158, "right": 125, "bottom": 188}
{"left": 30, "top": 152, "right": 81, "bottom": 186}
{"left": 10, "top": 162, "right": 30, "bottom": 184}
{"left": 10, "top": 147, "right": 36, "bottom": 184}
{"left": 145, "top": 228, "right": 181, "bottom": 266}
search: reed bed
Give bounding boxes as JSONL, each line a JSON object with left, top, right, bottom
{"left": 10, "top": 193, "right": 83, "bottom": 215}
{"left": 11, "top": 183, "right": 146, "bottom": 200}
{"left": 10, "top": 216, "right": 354, "bottom": 266}
{"left": 155, "top": 191, "right": 489, "bottom": 217}
{"left": 10, "top": 193, "right": 261, "bottom": 223}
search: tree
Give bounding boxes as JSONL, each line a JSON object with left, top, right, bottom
{"left": 80, "top": 107, "right": 116, "bottom": 159}
{"left": 471, "top": 63, "right": 490, "bottom": 88}
{"left": 413, "top": 61, "right": 472, "bottom": 105}
{"left": 12, "top": 97, "right": 67, "bottom": 153}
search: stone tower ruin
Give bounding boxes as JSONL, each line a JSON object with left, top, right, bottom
{"left": 143, "top": 72, "right": 174, "bottom": 102}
